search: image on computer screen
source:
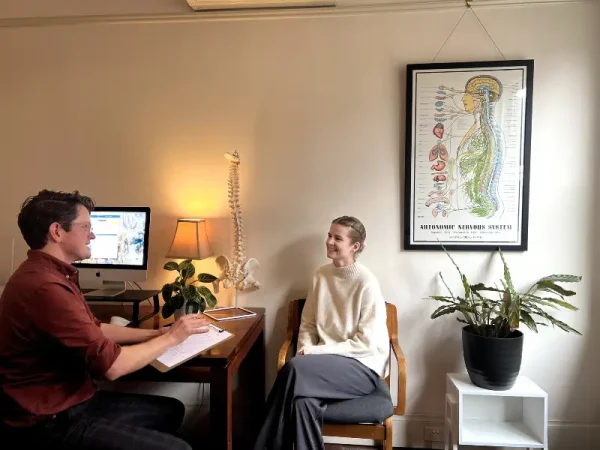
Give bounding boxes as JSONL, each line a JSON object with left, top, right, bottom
{"left": 79, "top": 210, "right": 149, "bottom": 266}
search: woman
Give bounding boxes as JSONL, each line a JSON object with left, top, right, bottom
{"left": 254, "top": 216, "right": 390, "bottom": 450}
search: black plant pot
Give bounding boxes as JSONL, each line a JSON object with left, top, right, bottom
{"left": 462, "top": 325, "right": 524, "bottom": 391}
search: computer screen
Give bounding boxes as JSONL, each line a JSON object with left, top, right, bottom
{"left": 74, "top": 206, "right": 151, "bottom": 271}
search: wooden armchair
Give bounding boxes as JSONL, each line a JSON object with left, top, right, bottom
{"left": 277, "top": 299, "right": 406, "bottom": 450}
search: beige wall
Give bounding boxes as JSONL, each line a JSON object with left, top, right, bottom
{"left": 1, "top": 1, "right": 599, "bottom": 447}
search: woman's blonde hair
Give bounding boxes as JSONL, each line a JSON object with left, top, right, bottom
{"left": 331, "top": 216, "right": 366, "bottom": 257}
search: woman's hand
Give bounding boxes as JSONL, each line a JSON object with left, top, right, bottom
{"left": 297, "top": 350, "right": 304, "bottom": 356}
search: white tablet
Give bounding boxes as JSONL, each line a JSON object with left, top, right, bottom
{"left": 203, "top": 306, "right": 257, "bottom": 321}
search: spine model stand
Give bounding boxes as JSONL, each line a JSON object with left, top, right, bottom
{"left": 214, "top": 151, "right": 260, "bottom": 307}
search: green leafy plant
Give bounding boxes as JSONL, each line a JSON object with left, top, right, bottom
{"left": 428, "top": 247, "right": 582, "bottom": 338}
{"left": 161, "top": 259, "right": 218, "bottom": 319}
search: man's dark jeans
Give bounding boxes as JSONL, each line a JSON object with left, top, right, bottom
{"left": 2, "top": 390, "right": 192, "bottom": 450}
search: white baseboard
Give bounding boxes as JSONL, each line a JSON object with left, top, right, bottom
{"left": 324, "top": 414, "right": 600, "bottom": 449}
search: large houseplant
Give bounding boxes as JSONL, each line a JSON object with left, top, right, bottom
{"left": 161, "top": 259, "right": 218, "bottom": 319}
{"left": 429, "top": 247, "right": 581, "bottom": 390}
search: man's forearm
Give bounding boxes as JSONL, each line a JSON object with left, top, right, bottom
{"left": 100, "top": 323, "right": 160, "bottom": 344}
{"left": 105, "top": 334, "right": 175, "bottom": 380}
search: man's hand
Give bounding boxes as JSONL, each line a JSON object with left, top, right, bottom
{"left": 165, "top": 315, "right": 210, "bottom": 346}
{"left": 105, "top": 315, "right": 210, "bottom": 381}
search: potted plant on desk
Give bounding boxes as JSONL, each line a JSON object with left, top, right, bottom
{"left": 428, "top": 247, "right": 581, "bottom": 390}
{"left": 161, "top": 259, "right": 218, "bottom": 319}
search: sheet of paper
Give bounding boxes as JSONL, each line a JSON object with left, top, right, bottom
{"left": 156, "top": 325, "right": 232, "bottom": 368}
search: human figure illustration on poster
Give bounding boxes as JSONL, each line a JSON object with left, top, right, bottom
{"left": 426, "top": 75, "right": 505, "bottom": 220}
{"left": 404, "top": 60, "right": 533, "bottom": 251}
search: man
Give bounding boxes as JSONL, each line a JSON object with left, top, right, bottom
{"left": 0, "top": 190, "right": 209, "bottom": 450}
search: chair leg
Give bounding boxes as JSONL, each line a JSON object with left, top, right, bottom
{"left": 384, "top": 416, "right": 393, "bottom": 450}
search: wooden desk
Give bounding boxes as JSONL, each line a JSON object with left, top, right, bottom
{"left": 90, "top": 304, "right": 266, "bottom": 450}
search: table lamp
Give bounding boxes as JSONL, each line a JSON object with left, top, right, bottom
{"left": 163, "top": 219, "right": 218, "bottom": 318}
{"left": 166, "top": 218, "right": 213, "bottom": 260}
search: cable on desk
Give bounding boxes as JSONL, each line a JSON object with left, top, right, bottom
{"left": 125, "top": 281, "right": 154, "bottom": 309}
{"left": 197, "top": 383, "right": 205, "bottom": 409}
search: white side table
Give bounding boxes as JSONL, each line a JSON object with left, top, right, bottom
{"left": 445, "top": 373, "right": 548, "bottom": 450}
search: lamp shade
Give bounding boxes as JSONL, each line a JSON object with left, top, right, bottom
{"left": 166, "top": 219, "right": 213, "bottom": 260}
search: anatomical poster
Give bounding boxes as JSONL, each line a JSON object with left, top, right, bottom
{"left": 403, "top": 60, "right": 534, "bottom": 251}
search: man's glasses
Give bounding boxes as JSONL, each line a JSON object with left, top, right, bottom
{"left": 65, "top": 222, "right": 93, "bottom": 233}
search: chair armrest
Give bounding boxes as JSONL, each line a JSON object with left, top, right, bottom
{"left": 278, "top": 331, "right": 294, "bottom": 371}
{"left": 391, "top": 338, "right": 406, "bottom": 416}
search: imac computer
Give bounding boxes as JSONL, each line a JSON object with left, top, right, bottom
{"left": 74, "top": 206, "right": 151, "bottom": 298}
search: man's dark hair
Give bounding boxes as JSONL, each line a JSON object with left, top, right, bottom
{"left": 18, "top": 190, "right": 95, "bottom": 250}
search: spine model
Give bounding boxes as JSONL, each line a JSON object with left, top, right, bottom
{"left": 215, "top": 151, "right": 260, "bottom": 298}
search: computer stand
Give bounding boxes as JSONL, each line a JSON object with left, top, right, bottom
{"left": 83, "top": 281, "right": 126, "bottom": 298}
{"left": 83, "top": 288, "right": 161, "bottom": 325}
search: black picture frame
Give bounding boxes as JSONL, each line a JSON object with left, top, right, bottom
{"left": 403, "top": 60, "right": 534, "bottom": 251}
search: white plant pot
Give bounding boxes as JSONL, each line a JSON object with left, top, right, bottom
{"left": 174, "top": 305, "right": 186, "bottom": 321}
{"left": 173, "top": 302, "right": 201, "bottom": 321}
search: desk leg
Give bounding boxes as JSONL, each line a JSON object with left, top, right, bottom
{"left": 250, "top": 329, "right": 265, "bottom": 413}
{"left": 132, "top": 302, "right": 140, "bottom": 325}
{"left": 153, "top": 294, "right": 160, "bottom": 315}
{"left": 237, "top": 329, "right": 266, "bottom": 447}
{"left": 211, "top": 366, "right": 233, "bottom": 450}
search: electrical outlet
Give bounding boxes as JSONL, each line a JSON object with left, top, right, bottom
{"left": 424, "top": 426, "right": 444, "bottom": 442}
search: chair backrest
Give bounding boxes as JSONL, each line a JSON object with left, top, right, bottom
{"left": 286, "top": 299, "right": 398, "bottom": 385}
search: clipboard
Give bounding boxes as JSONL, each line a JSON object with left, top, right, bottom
{"left": 150, "top": 324, "right": 234, "bottom": 373}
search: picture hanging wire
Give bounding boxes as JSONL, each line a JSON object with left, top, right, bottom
{"left": 431, "top": 0, "right": 508, "bottom": 63}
